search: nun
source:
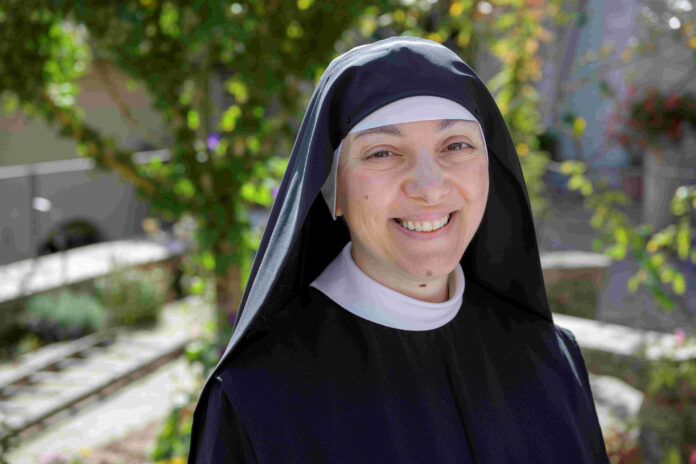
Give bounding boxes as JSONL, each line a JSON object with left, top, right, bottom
{"left": 188, "top": 36, "right": 610, "bottom": 463}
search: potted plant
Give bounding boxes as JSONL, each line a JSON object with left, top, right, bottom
{"left": 608, "top": 85, "right": 696, "bottom": 232}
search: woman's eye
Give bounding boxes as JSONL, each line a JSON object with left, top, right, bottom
{"left": 367, "top": 150, "right": 393, "bottom": 159}
{"left": 446, "top": 142, "right": 472, "bottom": 151}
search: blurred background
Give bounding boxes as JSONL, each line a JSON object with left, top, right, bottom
{"left": 0, "top": 0, "right": 694, "bottom": 462}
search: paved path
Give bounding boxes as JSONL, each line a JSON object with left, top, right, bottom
{"left": 5, "top": 295, "right": 214, "bottom": 463}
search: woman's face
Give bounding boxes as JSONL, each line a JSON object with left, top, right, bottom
{"left": 336, "top": 119, "right": 489, "bottom": 286}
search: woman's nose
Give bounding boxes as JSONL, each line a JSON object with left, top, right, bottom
{"left": 404, "top": 154, "right": 450, "bottom": 203}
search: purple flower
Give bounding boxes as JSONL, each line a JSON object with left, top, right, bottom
{"left": 38, "top": 451, "right": 68, "bottom": 463}
{"left": 206, "top": 133, "right": 220, "bottom": 151}
{"left": 675, "top": 328, "right": 686, "bottom": 346}
{"left": 272, "top": 187, "right": 279, "bottom": 199}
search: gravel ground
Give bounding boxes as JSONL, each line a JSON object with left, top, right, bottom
{"left": 83, "top": 419, "right": 161, "bottom": 464}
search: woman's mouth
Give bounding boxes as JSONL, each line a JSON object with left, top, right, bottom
{"left": 393, "top": 213, "right": 452, "bottom": 232}
{"left": 390, "top": 211, "right": 457, "bottom": 240}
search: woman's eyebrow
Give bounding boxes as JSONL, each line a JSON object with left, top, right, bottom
{"left": 438, "top": 119, "right": 471, "bottom": 131}
{"left": 353, "top": 124, "right": 402, "bottom": 140}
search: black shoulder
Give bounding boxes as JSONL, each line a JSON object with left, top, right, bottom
{"left": 553, "top": 324, "right": 592, "bottom": 394}
{"left": 553, "top": 325, "right": 611, "bottom": 463}
{"left": 554, "top": 324, "right": 579, "bottom": 346}
{"left": 187, "top": 377, "right": 258, "bottom": 464}
{"left": 227, "top": 288, "right": 342, "bottom": 369}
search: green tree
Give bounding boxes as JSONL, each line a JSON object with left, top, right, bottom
{"left": 0, "top": 0, "right": 393, "bottom": 336}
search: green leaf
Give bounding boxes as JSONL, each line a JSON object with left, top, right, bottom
{"left": 189, "top": 277, "right": 205, "bottom": 295}
{"left": 627, "top": 276, "right": 639, "bottom": 292}
{"left": 159, "top": 2, "right": 181, "bottom": 38}
{"left": 187, "top": 110, "right": 200, "bottom": 130}
{"left": 568, "top": 175, "right": 583, "bottom": 191}
{"left": 221, "top": 105, "right": 241, "bottom": 132}
{"left": 592, "top": 239, "right": 603, "bottom": 251}
{"left": 659, "top": 268, "right": 675, "bottom": 283}
{"left": 201, "top": 252, "right": 215, "bottom": 272}
{"left": 174, "top": 178, "right": 195, "bottom": 199}
{"left": 240, "top": 182, "right": 256, "bottom": 202}
{"left": 590, "top": 215, "right": 603, "bottom": 228}
{"left": 576, "top": 11, "right": 589, "bottom": 28}
{"left": 255, "top": 185, "right": 272, "bottom": 206}
{"left": 572, "top": 117, "right": 586, "bottom": 136}
{"left": 613, "top": 227, "right": 628, "bottom": 244}
{"left": 672, "top": 273, "right": 686, "bottom": 295}
{"left": 606, "top": 246, "right": 626, "bottom": 260}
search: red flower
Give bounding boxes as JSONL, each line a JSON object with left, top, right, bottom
{"left": 645, "top": 98, "right": 657, "bottom": 112}
{"left": 689, "top": 448, "right": 696, "bottom": 464}
{"left": 666, "top": 120, "right": 682, "bottom": 140}
{"left": 664, "top": 94, "right": 682, "bottom": 111}
{"left": 649, "top": 114, "right": 663, "bottom": 128}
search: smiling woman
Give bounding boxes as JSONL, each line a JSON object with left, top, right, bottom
{"left": 335, "top": 115, "right": 488, "bottom": 303}
{"left": 188, "top": 37, "right": 610, "bottom": 464}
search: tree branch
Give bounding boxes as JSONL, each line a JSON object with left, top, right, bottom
{"left": 92, "top": 58, "right": 168, "bottom": 148}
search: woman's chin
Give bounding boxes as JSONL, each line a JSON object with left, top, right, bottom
{"left": 396, "top": 257, "right": 458, "bottom": 280}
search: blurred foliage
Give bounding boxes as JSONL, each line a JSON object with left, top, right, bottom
{"left": 546, "top": 0, "right": 696, "bottom": 318}
{"left": 21, "top": 289, "right": 106, "bottom": 342}
{"left": 584, "top": 179, "right": 695, "bottom": 312}
{"left": 636, "top": 332, "right": 696, "bottom": 464}
{"left": 0, "top": 261, "right": 173, "bottom": 358}
{"left": 608, "top": 86, "right": 696, "bottom": 156}
{"left": 151, "top": 392, "right": 196, "bottom": 461}
{"left": 0, "top": 419, "right": 18, "bottom": 464}
{"left": 152, "top": 324, "right": 226, "bottom": 461}
{"left": 603, "top": 423, "right": 643, "bottom": 464}
{"left": 93, "top": 263, "right": 172, "bottom": 326}
{"left": 545, "top": 277, "right": 598, "bottom": 319}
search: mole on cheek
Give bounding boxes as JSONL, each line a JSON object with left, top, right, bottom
{"left": 364, "top": 195, "right": 368, "bottom": 200}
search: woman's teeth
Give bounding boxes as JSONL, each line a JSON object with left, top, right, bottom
{"left": 395, "top": 213, "right": 452, "bottom": 232}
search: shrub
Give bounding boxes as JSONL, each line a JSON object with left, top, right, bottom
{"left": 21, "top": 289, "right": 106, "bottom": 342}
{"left": 546, "top": 278, "right": 598, "bottom": 319}
{"left": 94, "top": 265, "right": 172, "bottom": 326}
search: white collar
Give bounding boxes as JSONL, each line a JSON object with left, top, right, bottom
{"left": 309, "top": 242, "right": 465, "bottom": 331}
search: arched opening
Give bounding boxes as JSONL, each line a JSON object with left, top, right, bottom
{"left": 38, "top": 220, "right": 103, "bottom": 256}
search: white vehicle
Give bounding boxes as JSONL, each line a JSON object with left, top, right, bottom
{"left": 0, "top": 151, "right": 172, "bottom": 266}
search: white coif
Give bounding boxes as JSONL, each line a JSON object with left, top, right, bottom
{"left": 309, "top": 241, "right": 465, "bottom": 331}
